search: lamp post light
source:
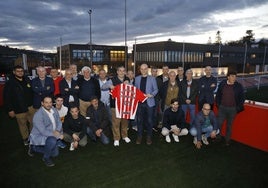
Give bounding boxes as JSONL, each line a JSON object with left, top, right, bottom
{"left": 88, "top": 9, "right": 93, "bottom": 68}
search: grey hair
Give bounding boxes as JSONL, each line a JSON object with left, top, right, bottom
{"left": 81, "top": 66, "right": 91, "bottom": 75}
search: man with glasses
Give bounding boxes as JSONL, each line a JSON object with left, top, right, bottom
{"left": 189, "top": 103, "right": 219, "bottom": 149}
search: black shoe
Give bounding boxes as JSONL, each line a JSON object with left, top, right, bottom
{"left": 225, "top": 140, "right": 231, "bottom": 146}
{"left": 27, "top": 146, "right": 34, "bottom": 157}
{"left": 136, "top": 136, "right": 142, "bottom": 144}
{"left": 42, "top": 157, "right": 55, "bottom": 167}
{"left": 146, "top": 137, "right": 152, "bottom": 145}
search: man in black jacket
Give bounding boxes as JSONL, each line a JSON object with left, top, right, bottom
{"left": 4, "top": 65, "right": 35, "bottom": 145}
{"left": 63, "top": 104, "right": 87, "bottom": 151}
{"left": 179, "top": 69, "right": 199, "bottom": 125}
{"left": 86, "top": 96, "right": 110, "bottom": 145}
{"left": 77, "top": 66, "right": 100, "bottom": 117}
{"left": 216, "top": 70, "right": 245, "bottom": 146}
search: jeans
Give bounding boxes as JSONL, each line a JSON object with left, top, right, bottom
{"left": 181, "top": 104, "right": 196, "bottom": 125}
{"left": 190, "top": 125, "right": 213, "bottom": 138}
{"left": 32, "top": 136, "right": 59, "bottom": 159}
{"left": 217, "top": 105, "right": 237, "bottom": 142}
{"left": 136, "top": 103, "right": 155, "bottom": 137}
{"left": 87, "top": 127, "right": 110, "bottom": 145}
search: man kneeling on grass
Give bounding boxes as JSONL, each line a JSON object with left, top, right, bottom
{"left": 63, "top": 104, "right": 87, "bottom": 151}
{"left": 28, "top": 96, "right": 64, "bottom": 167}
{"left": 190, "top": 103, "right": 219, "bottom": 149}
{"left": 161, "top": 98, "right": 188, "bottom": 143}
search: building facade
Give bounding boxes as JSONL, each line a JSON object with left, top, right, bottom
{"left": 57, "top": 44, "right": 127, "bottom": 75}
{"left": 133, "top": 40, "right": 268, "bottom": 75}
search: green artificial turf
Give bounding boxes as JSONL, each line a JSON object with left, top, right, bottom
{"left": 0, "top": 108, "right": 267, "bottom": 188}
{"left": 1, "top": 87, "right": 268, "bottom": 188}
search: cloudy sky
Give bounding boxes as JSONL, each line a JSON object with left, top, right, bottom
{"left": 0, "top": 0, "right": 268, "bottom": 53}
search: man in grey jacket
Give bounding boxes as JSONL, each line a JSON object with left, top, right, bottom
{"left": 29, "top": 96, "right": 64, "bottom": 167}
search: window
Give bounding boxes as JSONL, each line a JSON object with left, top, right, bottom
{"left": 205, "top": 52, "right": 211, "bottom": 57}
{"left": 110, "top": 51, "right": 125, "bottom": 62}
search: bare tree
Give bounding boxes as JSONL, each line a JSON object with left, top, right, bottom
{"left": 215, "top": 30, "right": 222, "bottom": 44}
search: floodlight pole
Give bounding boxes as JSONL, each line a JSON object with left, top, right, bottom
{"left": 88, "top": 9, "right": 93, "bottom": 68}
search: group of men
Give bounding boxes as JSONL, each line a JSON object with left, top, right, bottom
{"left": 4, "top": 63, "right": 245, "bottom": 167}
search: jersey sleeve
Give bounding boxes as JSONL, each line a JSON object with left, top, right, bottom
{"left": 110, "top": 84, "right": 119, "bottom": 98}
{"left": 135, "top": 87, "right": 147, "bottom": 103}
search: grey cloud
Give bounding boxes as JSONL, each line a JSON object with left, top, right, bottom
{"left": 0, "top": 0, "right": 267, "bottom": 51}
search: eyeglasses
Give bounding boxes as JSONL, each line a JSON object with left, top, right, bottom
{"left": 202, "top": 108, "right": 211, "bottom": 111}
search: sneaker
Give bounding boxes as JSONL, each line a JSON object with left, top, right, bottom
{"left": 201, "top": 134, "right": 209, "bottom": 145}
{"left": 193, "top": 137, "right": 197, "bottom": 145}
{"left": 27, "top": 145, "right": 34, "bottom": 157}
{"left": 69, "top": 142, "right": 75, "bottom": 151}
{"left": 136, "top": 136, "right": 142, "bottom": 144}
{"left": 114, "top": 140, "right": 119, "bottom": 146}
{"left": 57, "top": 140, "right": 66, "bottom": 149}
{"left": 172, "top": 134, "right": 179, "bottom": 142}
{"left": 23, "top": 139, "right": 29, "bottom": 146}
{"left": 42, "top": 157, "right": 55, "bottom": 167}
{"left": 146, "top": 137, "right": 152, "bottom": 145}
{"left": 132, "top": 126, "right": 137, "bottom": 131}
{"left": 123, "top": 137, "right": 131, "bottom": 143}
{"left": 165, "top": 135, "right": 171, "bottom": 143}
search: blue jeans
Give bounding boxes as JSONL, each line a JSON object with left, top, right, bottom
{"left": 190, "top": 125, "right": 213, "bottom": 138}
{"left": 87, "top": 127, "right": 110, "bottom": 145}
{"left": 32, "top": 136, "right": 59, "bottom": 159}
{"left": 136, "top": 103, "right": 154, "bottom": 137}
{"left": 181, "top": 104, "right": 196, "bottom": 125}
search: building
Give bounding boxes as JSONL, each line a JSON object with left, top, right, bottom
{"left": 133, "top": 40, "right": 268, "bottom": 76}
{"left": 0, "top": 45, "right": 56, "bottom": 75}
{"left": 57, "top": 44, "right": 127, "bottom": 75}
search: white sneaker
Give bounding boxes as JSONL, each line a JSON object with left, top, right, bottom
{"left": 172, "top": 134, "right": 179, "bottom": 142}
{"left": 165, "top": 135, "right": 171, "bottom": 143}
{"left": 132, "top": 126, "right": 137, "bottom": 131}
{"left": 69, "top": 142, "right": 75, "bottom": 151}
{"left": 114, "top": 140, "right": 119, "bottom": 146}
{"left": 123, "top": 137, "right": 131, "bottom": 143}
{"left": 193, "top": 137, "right": 197, "bottom": 145}
{"left": 201, "top": 134, "right": 209, "bottom": 145}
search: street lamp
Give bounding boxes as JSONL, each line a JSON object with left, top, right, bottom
{"left": 88, "top": 9, "right": 93, "bottom": 68}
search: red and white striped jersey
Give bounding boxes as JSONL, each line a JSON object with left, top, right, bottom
{"left": 110, "top": 83, "right": 147, "bottom": 119}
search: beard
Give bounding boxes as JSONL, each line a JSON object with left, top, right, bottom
{"left": 15, "top": 75, "right": 23, "bottom": 79}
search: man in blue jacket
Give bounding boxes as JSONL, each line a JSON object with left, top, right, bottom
{"left": 29, "top": 96, "right": 63, "bottom": 167}
{"left": 32, "top": 66, "right": 54, "bottom": 109}
{"left": 135, "top": 63, "right": 158, "bottom": 145}
{"left": 190, "top": 103, "right": 219, "bottom": 149}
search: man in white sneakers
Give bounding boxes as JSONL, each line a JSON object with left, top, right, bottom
{"left": 63, "top": 104, "right": 87, "bottom": 151}
{"left": 161, "top": 98, "right": 188, "bottom": 143}
{"left": 189, "top": 103, "right": 219, "bottom": 149}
